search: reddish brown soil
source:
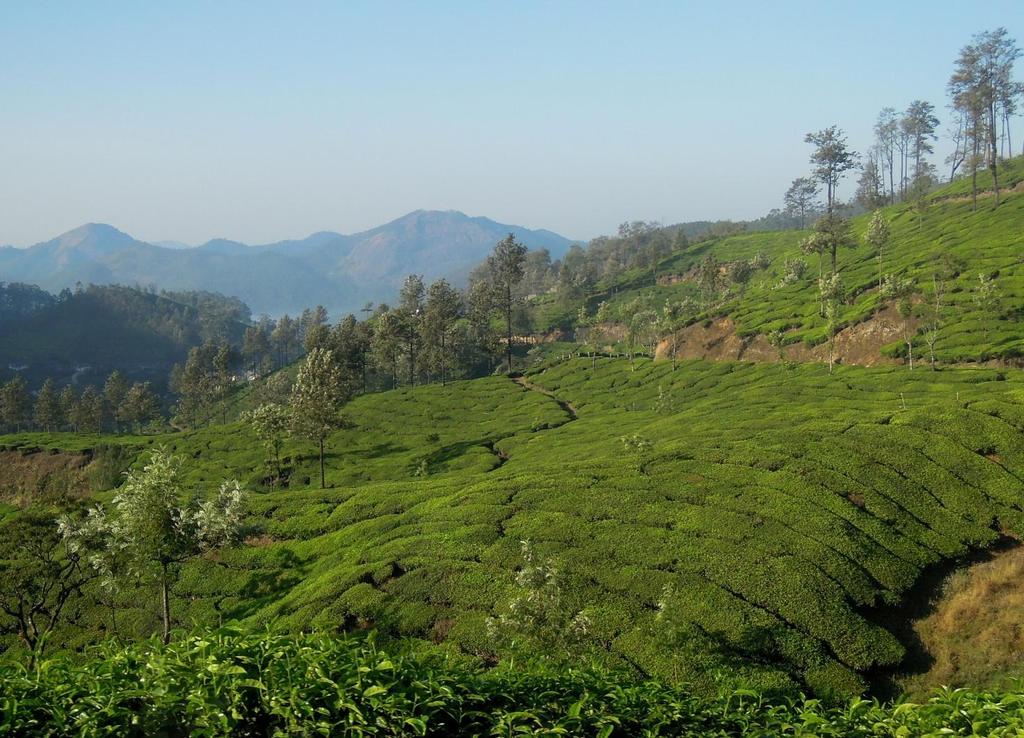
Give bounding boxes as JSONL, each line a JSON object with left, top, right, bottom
{"left": 655, "top": 306, "right": 919, "bottom": 368}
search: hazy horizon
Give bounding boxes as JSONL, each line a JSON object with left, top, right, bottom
{"left": 2, "top": 1, "right": 1022, "bottom": 247}
{"left": 2, "top": 208, "right": 572, "bottom": 250}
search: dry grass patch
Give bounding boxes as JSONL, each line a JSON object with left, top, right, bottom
{"left": 906, "top": 543, "right": 1024, "bottom": 695}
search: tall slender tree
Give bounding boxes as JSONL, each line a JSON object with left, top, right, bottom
{"left": 59, "top": 385, "right": 78, "bottom": 431}
{"left": 243, "top": 403, "right": 291, "bottom": 485}
{"left": 949, "top": 29, "right": 1022, "bottom": 207}
{"left": 1, "top": 376, "right": 31, "bottom": 432}
{"left": 856, "top": 155, "right": 887, "bottom": 210}
{"left": 271, "top": 314, "right": 298, "bottom": 367}
{"left": 783, "top": 177, "right": 820, "bottom": 228}
{"left": 881, "top": 274, "right": 917, "bottom": 370}
{"left": 291, "top": 348, "right": 349, "bottom": 489}
{"left": 945, "top": 112, "right": 969, "bottom": 182}
{"left": 864, "top": 210, "right": 891, "bottom": 295}
{"left": 487, "top": 234, "right": 528, "bottom": 374}
{"left": 805, "top": 126, "right": 858, "bottom": 217}
{"left": 74, "top": 386, "right": 104, "bottom": 433}
{"left": 103, "top": 371, "right": 129, "bottom": 432}
{"left": 371, "top": 310, "right": 403, "bottom": 390}
{"left": 903, "top": 100, "right": 940, "bottom": 181}
{"left": 819, "top": 273, "right": 844, "bottom": 374}
{"left": 398, "top": 275, "right": 426, "bottom": 385}
{"left": 34, "top": 379, "right": 62, "bottom": 432}
{"left": 467, "top": 281, "right": 500, "bottom": 374}
{"left": 423, "top": 279, "right": 462, "bottom": 386}
{"left": 809, "top": 212, "right": 855, "bottom": 277}
{"left": 119, "top": 382, "right": 162, "bottom": 433}
{"left": 874, "top": 108, "right": 899, "bottom": 203}
{"left": 213, "top": 343, "right": 235, "bottom": 424}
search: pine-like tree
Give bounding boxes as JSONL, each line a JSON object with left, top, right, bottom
{"left": 1, "top": 376, "right": 31, "bottom": 432}
{"left": 33, "top": 379, "right": 62, "bottom": 432}
{"left": 487, "top": 234, "right": 527, "bottom": 374}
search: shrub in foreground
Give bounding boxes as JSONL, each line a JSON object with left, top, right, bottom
{"left": 4, "top": 627, "right": 1024, "bottom": 736}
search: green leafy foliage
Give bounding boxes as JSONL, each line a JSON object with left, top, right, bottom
{"left": 5, "top": 627, "right": 1024, "bottom": 736}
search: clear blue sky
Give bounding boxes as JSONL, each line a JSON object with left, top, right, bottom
{"left": 1, "top": 1, "right": 1022, "bottom": 246}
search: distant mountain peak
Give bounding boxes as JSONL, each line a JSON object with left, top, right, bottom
{"left": 58, "top": 222, "right": 132, "bottom": 245}
{"left": 47, "top": 223, "right": 141, "bottom": 257}
{"left": 1, "top": 212, "right": 575, "bottom": 316}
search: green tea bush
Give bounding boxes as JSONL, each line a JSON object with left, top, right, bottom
{"left": 7, "top": 628, "right": 1024, "bottom": 737}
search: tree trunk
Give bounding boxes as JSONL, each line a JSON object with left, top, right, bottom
{"left": 1005, "top": 112, "right": 1012, "bottom": 163}
{"left": 110, "top": 600, "right": 120, "bottom": 638}
{"left": 319, "top": 437, "right": 326, "bottom": 489}
{"left": 989, "top": 98, "right": 1000, "bottom": 206}
{"left": 900, "top": 148, "right": 906, "bottom": 201}
{"left": 888, "top": 151, "right": 895, "bottom": 204}
{"left": 161, "top": 562, "right": 171, "bottom": 645}
{"left": 971, "top": 131, "right": 980, "bottom": 211}
{"left": 505, "top": 284, "right": 513, "bottom": 374}
{"left": 440, "top": 331, "right": 446, "bottom": 387}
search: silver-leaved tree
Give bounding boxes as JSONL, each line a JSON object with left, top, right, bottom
{"left": 62, "top": 448, "right": 245, "bottom": 644}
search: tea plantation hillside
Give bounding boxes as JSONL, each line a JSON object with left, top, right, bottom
{"left": 5, "top": 358, "right": 1024, "bottom": 699}
{"left": 546, "top": 157, "right": 1024, "bottom": 364}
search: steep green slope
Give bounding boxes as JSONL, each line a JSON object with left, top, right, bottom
{"left": 564, "top": 158, "right": 1024, "bottom": 364}
{"left": 8, "top": 358, "right": 1024, "bottom": 698}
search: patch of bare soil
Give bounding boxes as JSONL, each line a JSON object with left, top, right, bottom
{"left": 656, "top": 266, "right": 698, "bottom": 287}
{"left": 654, "top": 317, "right": 777, "bottom": 363}
{"left": 594, "top": 322, "right": 628, "bottom": 348}
{"left": 655, "top": 306, "right": 918, "bottom": 368}
{"left": 0, "top": 448, "right": 95, "bottom": 505}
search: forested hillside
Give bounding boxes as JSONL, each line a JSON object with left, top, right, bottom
{"left": 0, "top": 283, "right": 249, "bottom": 389}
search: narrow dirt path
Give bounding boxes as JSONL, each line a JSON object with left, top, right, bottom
{"left": 483, "top": 440, "right": 510, "bottom": 469}
{"left": 512, "top": 375, "right": 579, "bottom": 421}
{"left": 479, "top": 376, "right": 578, "bottom": 473}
